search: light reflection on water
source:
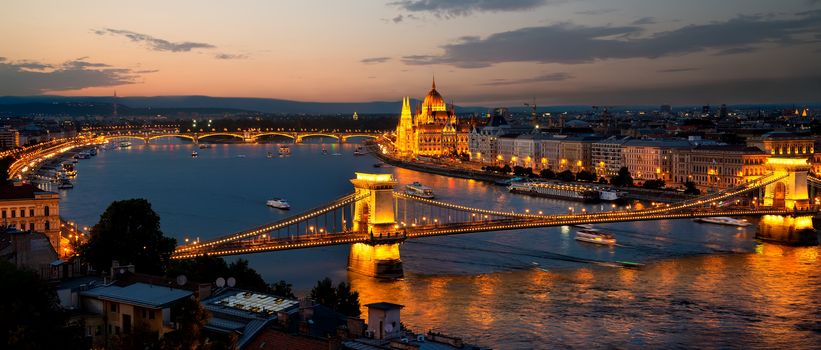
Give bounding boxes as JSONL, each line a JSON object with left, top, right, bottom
{"left": 59, "top": 141, "right": 820, "bottom": 348}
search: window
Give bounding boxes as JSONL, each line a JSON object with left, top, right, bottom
{"left": 11, "top": 210, "right": 15, "bottom": 218}
{"left": 149, "top": 310, "right": 155, "bottom": 320}
{"left": 28, "top": 223, "right": 34, "bottom": 231}
{"left": 110, "top": 303, "right": 117, "bottom": 313}
{"left": 29, "top": 208, "right": 34, "bottom": 217}
{"left": 44, "top": 221, "right": 50, "bottom": 230}
{"left": 44, "top": 206, "right": 49, "bottom": 216}
{"left": 1, "top": 210, "right": 4, "bottom": 218}
{"left": 20, "top": 209, "right": 24, "bottom": 218}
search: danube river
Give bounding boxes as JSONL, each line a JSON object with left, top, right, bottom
{"left": 58, "top": 140, "right": 819, "bottom": 349}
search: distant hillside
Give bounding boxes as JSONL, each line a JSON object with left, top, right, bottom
{"left": 0, "top": 95, "right": 489, "bottom": 115}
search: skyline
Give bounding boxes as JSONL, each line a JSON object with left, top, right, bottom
{"left": 2, "top": 0, "right": 820, "bottom": 106}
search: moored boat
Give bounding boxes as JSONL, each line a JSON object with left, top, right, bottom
{"left": 354, "top": 146, "right": 365, "bottom": 156}
{"left": 509, "top": 181, "right": 600, "bottom": 202}
{"left": 119, "top": 141, "right": 132, "bottom": 148}
{"left": 57, "top": 178, "right": 74, "bottom": 189}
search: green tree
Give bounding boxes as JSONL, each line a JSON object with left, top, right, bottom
{"left": 501, "top": 164, "right": 512, "bottom": 174}
{"left": 557, "top": 170, "right": 575, "bottom": 182}
{"left": 684, "top": 181, "right": 701, "bottom": 195}
{"left": 575, "top": 170, "right": 596, "bottom": 182}
{"left": 610, "top": 167, "right": 634, "bottom": 187}
{"left": 642, "top": 179, "right": 666, "bottom": 189}
{"left": 310, "top": 277, "right": 361, "bottom": 317}
{"left": 540, "top": 169, "right": 556, "bottom": 179}
{"left": 271, "top": 280, "right": 296, "bottom": 299}
{"left": 0, "top": 261, "right": 85, "bottom": 349}
{"left": 81, "top": 199, "right": 177, "bottom": 275}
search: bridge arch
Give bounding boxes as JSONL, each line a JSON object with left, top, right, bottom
{"left": 103, "top": 135, "right": 148, "bottom": 144}
{"left": 146, "top": 134, "right": 197, "bottom": 142}
{"left": 296, "top": 133, "right": 340, "bottom": 143}
{"left": 197, "top": 133, "right": 246, "bottom": 142}
{"left": 341, "top": 134, "right": 377, "bottom": 143}
{"left": 251, "top": 132, "right": 297, "bottom": 141}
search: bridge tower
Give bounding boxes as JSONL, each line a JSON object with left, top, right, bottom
{"left": 758, "top": 157, "right": 818, "bottom": 245}
{"left": 348, "top": 173, "right": 405, "bottom": 278}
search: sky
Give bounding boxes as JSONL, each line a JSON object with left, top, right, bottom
{"left": 1, "top": 0, "right": 820, "bottom": 106}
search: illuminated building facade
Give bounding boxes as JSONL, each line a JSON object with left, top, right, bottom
{"left": 394, "top": 79, "right": 468, "bottom": 157}
{"left": 0, "top": 183, "right": 61, "bottom": 252}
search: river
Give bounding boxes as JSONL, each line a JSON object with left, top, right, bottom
{"left": 55, "top": 139, "right": 820, "bottom": 349}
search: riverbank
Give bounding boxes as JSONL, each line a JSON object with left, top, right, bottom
{"left": 368, "top": 143, "right": 695, "bottom": 203}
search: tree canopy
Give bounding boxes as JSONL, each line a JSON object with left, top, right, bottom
{"left": 557, "top": 170, "right": 575, "bottom": 182}
{"left": 167, "top": 256, "right": 271, "bottom": 294}
{"left": 610, "top": 167, "right": 634, "bottom": 187}
{"left": 310, "top": 277, "right": 361, "bottom": 317}
{"left": 81, "top": 199, "right": 176, "bottom": 275}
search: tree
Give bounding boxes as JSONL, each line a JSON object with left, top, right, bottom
{"left": 160, "top": 297, "right": 210, "bottom": 350}
{"left": 575, "top": 170, "right": 596, "bottom": 182}
{"left": 540, "top": 169, "right": 555, "bottom": 179}
{"left": 0, "top": 156, "right": 13, "bottom": 184}
{"left": 684, "top": 181, "right": 701, "bottom": 195}
{"left": 167, "top": 256, "right": 271, "bottom": 294}
{"left": 270, "top": 280, "right": 296, "bottom": 299}
{"left": 81, "top": 199, "right": 177, "bottom": 275}
{"left": 557, "top": 170, "right": 575, "bottom": 182}
{"left": 310, "top": 277, "right": 361, "bottom": 317}
{"left": 513, "top": 166, "right": 533, "bottom": 177}
{"left": 0, "top": 261, "right": 85, "bottom": 349}
{"left": 501, "top": 164, "right": 511, "bottom": 174}
{"left": 610, "top": 167, "right": 634, "bottom": 187}
{"left": 642, "top": 179, "right": 666, "bottom": 189}
{"left": 598, "top": 177, "right": 608, "bottom": 184}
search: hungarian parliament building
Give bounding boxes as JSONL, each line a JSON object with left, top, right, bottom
{"left": 394, "top": 79, "right": 470, "bottom": 158}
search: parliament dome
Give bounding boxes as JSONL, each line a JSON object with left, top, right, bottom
{"left": 422, "top": 78, "right": 447, "bottom": 112}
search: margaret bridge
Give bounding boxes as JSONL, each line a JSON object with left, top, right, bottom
{"left": 172, "top": 156, "right": 819, "bottom": 278}
{"left": 92, "top": 127, "right": 383, "bottom": 144}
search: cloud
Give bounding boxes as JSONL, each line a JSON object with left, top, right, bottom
{"left": 481, "top": 72, "right": 572, "bottom": 86}
{"left": 713, "top": 46, "right": 759, "bottom": 56}
{"left": 575, "top": 8, "right": 618, "bottom": 15}
{"left": 390, "top": 0, "right": 556, "bottom": 18}
{"left": 393, "top": 14, "right": 404, "bottom": 23}
{"left": 0, "top": 57, "right": 148, "bottom": 95}
{"left": 214, "top": 53, "right": 248, "bottom": 60}
{"left": 402, "top": 11, "right": 821, "bottom": 68}
{"left": 94, "top": 28, "right": 215, "bottom": 52}
{"left": 632, "top": 16, "right": 656, "bottom": 25}
{"left": 361, "top": 56, "right": 392, "bottom": 64}
{"left": 657, "top": 67, "right": 700, "bottom": 73}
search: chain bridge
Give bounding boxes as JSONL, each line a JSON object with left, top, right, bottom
{"left": 172, "top": 157, "right": 819, "bottom": 278}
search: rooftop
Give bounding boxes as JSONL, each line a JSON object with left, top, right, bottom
{"left": 81, "top": 282, "right": 193, "bottom": 309}
{"left": 0, "top": 183, "right": 55, "bottom": 200}
{"left": 364, "top": 302, "right": 404, "bottom": 310}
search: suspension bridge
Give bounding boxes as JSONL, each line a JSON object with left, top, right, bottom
{"left": 172, "top": 157, "right": 819, "bottom": 278}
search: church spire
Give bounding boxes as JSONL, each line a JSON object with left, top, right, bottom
{"left": 432, "top": 75, "right": 436, "bottom": 90}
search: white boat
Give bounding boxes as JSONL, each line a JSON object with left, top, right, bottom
{"left": 693, "top": 217, "right": 751, "bottom": 227}
{"left": 266, "top": 198, "right": 290, "bottom": 210}
{"left": 509, "top": 181, "right": 600, "bottom": 202}
{"left": 119, "top": 141, "right": 132, "bottom": 148}
{"left": 191, "top": 151, "right": 198, "bottom": 158}
{"left": 236, "top": 154, "right": 246, "bottom": 158}
{"left": 278, "top": 145, "right": 291, "bottom": 156}
{"left": 573, "top": 224, "right": 594, "bottom": 230}
{"left": 575, "top": 229, "right": 616, "bottom": 245}
{"left": 404, "top": 182, "right": 435, "bottom": 199}
{"left": 598, "top": 189, "right": 621, "bottom": 201}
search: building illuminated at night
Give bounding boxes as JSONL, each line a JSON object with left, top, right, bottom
{"left": 395, "top": 78, "right": 468, "bottom": 157}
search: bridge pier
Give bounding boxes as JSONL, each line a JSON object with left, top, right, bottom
{"left": 348, "top": 173, "right": 405, "bottom": 278}
{"left": 756, "top": 157, "right": 818, "bottom": 246}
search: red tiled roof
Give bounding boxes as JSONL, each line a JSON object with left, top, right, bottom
{"left": 245, "top": 328, "right": 332, "bottom": 350}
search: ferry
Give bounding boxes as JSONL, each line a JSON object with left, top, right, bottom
{"left": 278, "top": 145, "right": 291, "bottom": 156}
{"left": 693, "top": 217, "right": 751, "bottom": 227}
{"left": 404, "top": 182, "right": 435, "bottom": 199}
{"left": 57, "top": 179, "right": 74, "bottom": 189}
{"left": 598, "top": 189, "right": 622, "bottom": 201}
{"left": 266, "top": 198, "right": 291, "bottom": 210}
{"left": 354, "top": 146, "right": 365, "bottom": 156}
{"left": 119, "top": 141, "right": 132, "bottom": 148}
{"left": 191, "top": 151, "right": 198, "bottom": 158}
{"left": 575, "top": 229, "right": 616, "bottom": 245}
{"left": 573, "top": 224, "right": 594, "bottom": 230}
{"left": 509, "top": 181, "right": 600, "bottom": 202}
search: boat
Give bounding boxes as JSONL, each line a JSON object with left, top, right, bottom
{"left": 404, "top": 182, "right": 435, "bottom": 199}
{"left": 278, "top": 145, "right": 291, "bottom": 156}
{"left": 331, "top": 152, "right": 342, "bottom": 156}
{"left": 354, "top": 146, "right": 365, "bottom": 156}
{"left": 575, "top": 229, "right": 616, "bottom": 245}
{"left": 236, "top": 154, "right": 246, "bottom": 158}
{"left": 89, "top": 148, "right": 97, "bottom": 156}
{"left": 73, "top": 152, "right": 90, "bottom": 159}
{"left": 119, "top": 141, "right": 132, "bottom": 148}
{"left": 373, "top": 162, "right": 385, "bottom": 168}
{"left": 62, "top": 163, "right": 76, "bottom": 177}
{"left": 57, "top": 179, "right": 74, "bottom": 189}
{"left": 198, "top": 144, "right": 212, "bottom": 149}
{"left": 266, "top": 198, "right": 291, "bottom": 210}
{"left": 573, "top": 224, "right": 594, "bottom": 229}
{"left": 267, "top": 151, "right": 273, "bottom": 159}
{"left": 191, "top": 151, "right": 198, "bottom": 158}
{"left": 509, "top": 181, "right": 600, "bottom": 202}
{"left": 598, "top": 189, "right": 621, "bottom": 201}
{"left": 495, "top": 177, "right": 525, "bottom": 186}
{"left": 693, "top": 217, "right": 751, "bottom": 227}
{"left": 321, "top": 145, "right": 328, "bottom": 155}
